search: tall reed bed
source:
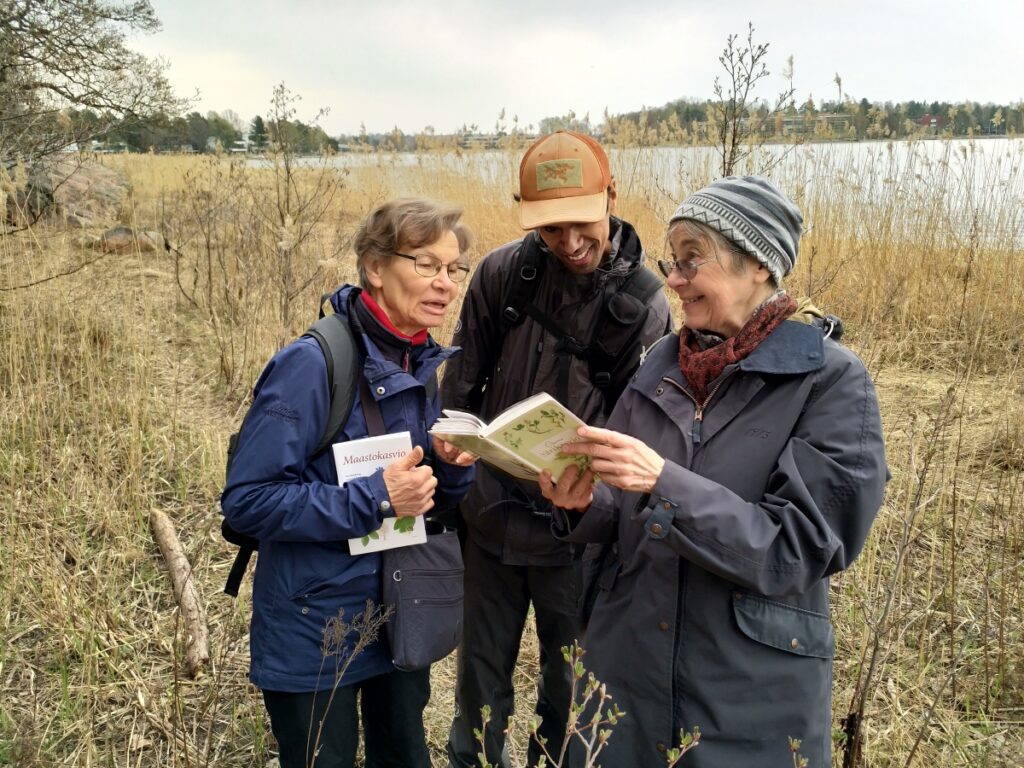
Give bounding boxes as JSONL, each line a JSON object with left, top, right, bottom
{"left": 0, "top": 139, "right": 1021, "bottom": 766}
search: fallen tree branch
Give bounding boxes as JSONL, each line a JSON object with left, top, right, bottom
{"left": 149, "top": 509, "right": 210, "bottom": 678}
{"left": 0, "top": 250, "right": 113, "bottom": 291}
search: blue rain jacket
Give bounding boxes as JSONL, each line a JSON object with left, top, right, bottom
{"left": 221, "top": 284, "right": 474, "bottom": 692}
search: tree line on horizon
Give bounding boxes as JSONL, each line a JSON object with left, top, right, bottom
{"left": 61, "top": 95, "right": 1024, "bottom": 157}
{"left": 3, "top": 0, "right": 1020, "bottom": 166}
{"left": 2, "top": 0, "right": 1018, "bottom": 163}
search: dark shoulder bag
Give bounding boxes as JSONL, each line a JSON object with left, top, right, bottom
{"left": 358, "top": 375, "right": 464, "bottom": 671}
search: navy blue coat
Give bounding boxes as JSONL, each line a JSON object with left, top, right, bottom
{"left": 221, "top": 285, "right": 474, "bottom": 692}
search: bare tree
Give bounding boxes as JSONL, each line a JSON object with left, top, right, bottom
{"left": 0, "top": 0, "right": 180, "bottom": 167}
{"left": 708, "top": 23, "right": 795, "bottom": 176}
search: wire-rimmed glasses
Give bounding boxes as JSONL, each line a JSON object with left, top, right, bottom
{"left": 656, "top": 257, "right": 713, "bottom": 280}
{"left": 394, "top": 252, "right": 470, "bottom": 282}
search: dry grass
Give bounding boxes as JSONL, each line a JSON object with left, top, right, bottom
{"left": 1, "top": 139, "right": 1022, "bottom": 767}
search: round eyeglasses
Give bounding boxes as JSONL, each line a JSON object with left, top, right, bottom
{"left": 395, "top": 252, "right": 471, "bottom": 283}
{"left": 656, "top": 257, "right": 713, "bottom": 280}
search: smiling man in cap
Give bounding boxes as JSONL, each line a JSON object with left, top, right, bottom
{"left": 441, "top": 131, "right": 672, "bottom": 767}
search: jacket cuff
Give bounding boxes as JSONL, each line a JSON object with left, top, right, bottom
{"left": 638, "top": 461, "right": 684, "bottom": 539}
{"left": 365, "top": 470, "right": 394, "bottom": 520}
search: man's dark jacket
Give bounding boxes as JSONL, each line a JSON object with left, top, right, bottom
{"left": 441, "top": 218, "right": 672, "bottom": 565}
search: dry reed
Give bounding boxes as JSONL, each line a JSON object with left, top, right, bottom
{"left": 1, "top": 138, "right": 1022, "bottom": 767}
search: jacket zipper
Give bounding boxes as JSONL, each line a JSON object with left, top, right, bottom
{"left": 662, "top": 371, "right": 733, "bottom": 741}
{"left": 664, "top": 372, "right": 736, "bottom": 445}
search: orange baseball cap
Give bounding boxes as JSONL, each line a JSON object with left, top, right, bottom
{"left": 518, "top": 131, "right": 612, "bottom": 229}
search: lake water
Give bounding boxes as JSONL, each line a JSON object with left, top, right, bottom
{"left": 259, "top": 137, "right": 1024, "bottom": 246}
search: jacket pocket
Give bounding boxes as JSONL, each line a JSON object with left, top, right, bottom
{"left": 732, "top": 592, "right": 835, "bottom": 659}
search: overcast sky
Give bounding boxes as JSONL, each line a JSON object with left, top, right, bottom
{"left": 130, "top": 0, "right": 1023, "bottom": 136}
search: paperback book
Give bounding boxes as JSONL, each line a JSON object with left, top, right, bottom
{"left": 429, "top": 392, "right": 590, "bottom": 482}
{"left": 332, "top": 430, "right": 427, "bottom": 554}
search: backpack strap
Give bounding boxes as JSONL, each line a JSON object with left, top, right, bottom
{"left": 587, "top": 262, "right": 663, "bottom": 415}
{"left": 500, "top": 236, "right": 582, "bottom": 405}
{"left": 482, "top": 230, "right": 663, "bottom": 414}
{"left": 463, "top": 238, "right": 541, "bottom": 413}
{"left": 304, "top": 313, "right": 358, "bottom": 456}
{"left": 500, "top": 236, "right": 546, "bottom": 329}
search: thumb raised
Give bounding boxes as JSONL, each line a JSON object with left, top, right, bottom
{"left": 397, "top": 444, "right": 424, "bottom": 469}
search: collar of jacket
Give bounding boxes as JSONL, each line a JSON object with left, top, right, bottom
{"left": 326, "top": 283, "right": 460, "bottom": 384}
{"left": 738, "top": 317, "right": 826, "bottom": 375}
{"left": 634, "top": 317, "right": 827, "bottom": 393}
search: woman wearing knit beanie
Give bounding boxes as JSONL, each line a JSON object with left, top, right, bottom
{"left": 539, "top": 176, "right": 888, "bottom": 767}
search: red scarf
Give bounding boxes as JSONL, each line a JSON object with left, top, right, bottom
{"left": 359, "top": 291, "right": 428, "bottom": 345}
{"left": 678, "top": 293, "right": 797, "bottom": 402}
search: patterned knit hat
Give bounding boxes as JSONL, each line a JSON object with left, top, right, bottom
{"left": 669, "top": 176, "right": 803, "bottom": 284}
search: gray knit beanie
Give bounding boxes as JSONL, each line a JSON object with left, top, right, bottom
{"left": 668, "top": 176, "right": 803, "bottom": 284}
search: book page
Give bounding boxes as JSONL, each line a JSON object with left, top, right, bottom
{"left": 332, "top": 431, "right": 427, "bottom": 554}
{"left": 440, "top": 409, "right": 487, "bottom": 430}
{"left": 481, "top": 393, "right": 589, "bottom": 480}
{"left": 431, "top": 392, "right": 589, "bottom": 482}
{"left": 485, "top": 391, "right": 557, "bottom": 432}
{"left": 429, "top": 429, "right": 541, "bottom": 481}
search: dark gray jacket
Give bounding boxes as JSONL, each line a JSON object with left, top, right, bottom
{"left": 442, "top": 218, "right": 673, "bottom": 565}
{"left": 556, "top": 316, "right": 887, "bottom": 766}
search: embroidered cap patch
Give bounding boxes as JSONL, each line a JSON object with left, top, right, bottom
{"left": 535, "top": 159, "right": 583, "bottom": 191}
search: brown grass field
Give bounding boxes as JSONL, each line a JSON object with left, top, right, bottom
{"left": 1, "top": 140, "right": 1022, "bottom": 767}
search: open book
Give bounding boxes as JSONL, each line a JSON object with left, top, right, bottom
{"left": 429, "top": 392, "right": 590, "bottom": 482}
{"left": 332, "top": 431, "right": 427, "bottom": 554}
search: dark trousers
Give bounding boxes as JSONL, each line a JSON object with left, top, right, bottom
{"left": 447, "top": 536, "right": 582, "bottom": 768}
{"left": 263, "top": 668, "right": 432, "bottom": 768}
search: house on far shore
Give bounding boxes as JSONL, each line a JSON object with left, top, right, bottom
{"left": 205, "top": 136, "right": 251, "bottom": 153}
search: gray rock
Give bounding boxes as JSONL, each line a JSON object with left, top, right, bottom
{"left": 4, "top": 168, "right": 55, "bottom": 226}
{"left": 4, "top": 159, "right": 130, "bottom": 228}
{"left": 99, "top": 226, "right": 165, "bottom": 253}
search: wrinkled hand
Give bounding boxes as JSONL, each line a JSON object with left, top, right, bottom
{"left": 432, "top": 435, "right": 478, "bottom": 467}
{"left": 559, "top": 425, "right": 665, "bottom": 494}
{"left": 539, "top": 463, "right": 596, "bottom": 512}
{"left": 382, "top": 445, "right": 437, "bottom": 517}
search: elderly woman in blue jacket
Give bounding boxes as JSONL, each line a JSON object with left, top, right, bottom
{"left": 540, "top": 177, "right": 887, "bottom": 767}
{"left": 222, "top": 198, "right": 476, "bottom": 768}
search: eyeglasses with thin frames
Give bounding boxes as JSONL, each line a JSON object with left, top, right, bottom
{"left": 656, "top": 257, "right": 713, "bottom": 280}
{"left": 394, "top": 252, "right": 471, "bottom": 283}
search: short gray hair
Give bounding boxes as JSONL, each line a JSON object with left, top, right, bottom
{"left": 354, "top": 198, "right": 472, "bottom": 289}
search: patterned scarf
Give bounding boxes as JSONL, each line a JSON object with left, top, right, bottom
{"left": 677, "top": 292, "right": 797, "bottom": 401}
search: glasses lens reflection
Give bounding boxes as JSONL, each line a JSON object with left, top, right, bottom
{"left": 395, "top": 252, "right": 470, "bottom": 283}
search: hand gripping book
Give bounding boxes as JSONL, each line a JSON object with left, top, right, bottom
{"left": 429, "top": 392, "right": 590, "bottom": 482}
{"left": 332, "top": 431, "right": 428, "bottom": 554}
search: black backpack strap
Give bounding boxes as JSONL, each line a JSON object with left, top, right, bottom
{"left": 223, "top": 536, "right": 254, "bottom": 597}
{"left": 480, "top": 229, "right": 660, "bottom": 413}
{"left": 500, "top": 236, "right": 546, "bottom": 328}
{"left": 501, "top": 235, "right": 587, "bottom": 404}
{"left": 464, "top": 238, "right": 542, "bottom": 413}
{"left": 304, "top": 313, "right": 358, "bottom": 456}
{"left": 319, "top": 292, "right": 334, "bottom": 319}
{"left": 621, "top": 261, "right": 663, "bottom": 303}
{"left": 588, "top": 263, "right": 663, "bottom": 415}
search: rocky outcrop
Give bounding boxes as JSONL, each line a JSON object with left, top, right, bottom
{"left": 97, "top": 226, "right": 165, "bottom": 253}
{"left": 4, "top": 159, "right": 130, "bottom": 228}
